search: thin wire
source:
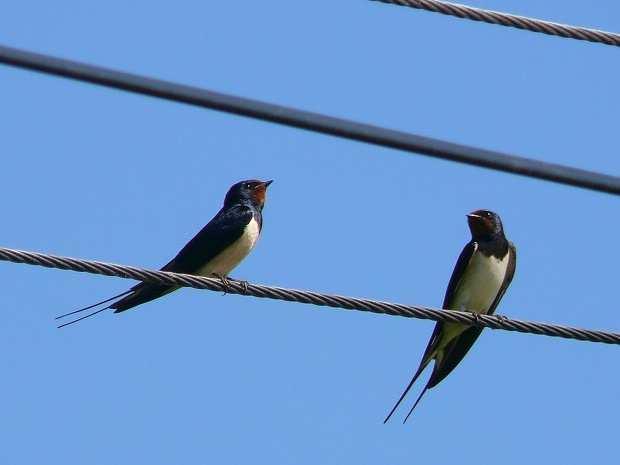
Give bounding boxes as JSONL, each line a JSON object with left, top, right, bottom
{"left": 372, "top": 0, "right": 620, "bottom": 47}
{"left": 1, "top": 246, "right": 619, "bottom": 345}
{"left": 1, "top": 45, "right": 619, "bottom": 195}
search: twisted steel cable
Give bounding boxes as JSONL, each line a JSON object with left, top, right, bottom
{"left": 1, "top": 246, "right": 619, "bottom": 345}
{"left": 373, "top": 0, "right": 620, "bottom": 47}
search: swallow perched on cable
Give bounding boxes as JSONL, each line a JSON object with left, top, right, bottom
{"left": 56, "top": 179, "right": 273, "bottom": 328}
{"left": 384, "top": 209, "right": 516, "bottom": 423}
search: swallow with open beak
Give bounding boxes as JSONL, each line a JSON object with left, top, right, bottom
{"left": 56, "top": 179, "right": 273, "bottom": 327}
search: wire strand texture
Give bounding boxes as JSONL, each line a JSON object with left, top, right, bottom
{"left": 373, "top": 0, "right": 620, "bottom": 47}
{"left": 1, "top": 45, "right": 620, "bottom": 196}
{"left": 1, "top": 246, "right": 619, "bottom": 345}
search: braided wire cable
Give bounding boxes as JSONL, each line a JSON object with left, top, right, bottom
{"left": 373, "top": 0, "right": 620, "bottom": 47}
{"left": 0, "top": 246, "right": 619, "bottom": 345}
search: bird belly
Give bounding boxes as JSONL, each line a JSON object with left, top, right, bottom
{"left": 439, "top": 251, "right": 510, "bottom": 348}
{"left": 197, "top": 218, "right": 261, "bottom": 277}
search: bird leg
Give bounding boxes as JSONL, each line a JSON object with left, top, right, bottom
{"left": 227, "top": 277, "right": 250, "bottom": 294}
{"left": 237, "top": 279, "right": 250, "bottom": 294}
{"left": 213, "top": 274, "right": 249, "bottom": 295}
{"left": 213, "top": 273, "right": 232, "bottom": 295}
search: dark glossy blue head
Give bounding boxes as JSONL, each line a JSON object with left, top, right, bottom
{"left": 224, "top": 179, "right": 273, "bottom": 209}
{"left": 467, "top": 209, "right": 505, "bottom": 240}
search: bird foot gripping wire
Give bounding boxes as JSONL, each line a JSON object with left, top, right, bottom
{"left": 494, "top": 314, "right": 510, "bottom": 328}
{"left": 214, "top": 274, "right": 249, "bottom": 295}
{"left": 228, "top": 277, "right": 250, "bottom": 295}
{"left": 214, "top": 273, "right": 232, "bottom": 295}
{"left": 470, "top": 312, "right": 482, "bottom": 326}
{"left": 471, "top": 313, "right": 509, "bottom": 328}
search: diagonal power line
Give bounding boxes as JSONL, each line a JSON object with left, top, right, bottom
{"left": 1, "top": 45, "right": 620, "bottom": 195}
{"left": 372, "top": 0, "right": 620, "bottom": 47}
{"left": 1, "top": 246, "right": 619, "bottom": 345}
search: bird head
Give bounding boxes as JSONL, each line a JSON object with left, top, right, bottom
{"left": 466, "top": 209, "right": 504, "bottom": 240}
{"left": 224, "top": 179, "right": 273, "bottom": 209}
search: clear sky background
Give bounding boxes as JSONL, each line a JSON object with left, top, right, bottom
{"left": 1, "top": 1, "right": 618, "bottom": 464}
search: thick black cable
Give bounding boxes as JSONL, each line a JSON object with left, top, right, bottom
{"left": 1, "top": 45, "right": 619, "bottom": 195}
{"left": 1, "top": 246, "right": 619, "bottom": 345}
{"left": 372, "top": 0, "right": 620, "bottom": 47}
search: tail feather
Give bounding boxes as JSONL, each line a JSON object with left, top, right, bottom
{"left": 383, "top": 358, "right": 431, "bottom": 423}
{"left": 55, "top": 282, "right": 178, "bottom": 328}
{"left": 402, "top": 383, "right": 431, "bottom": 423}
{"left": 55, "top": 290, "right": 133, "bottom": 321}
{"left": 402, "top": 349, "right": 447, "bottom": 423}
{"left": 111, "top": 284, "right": 177, "bottom": 313}
{"left": 57, "top": 305, "right": 114, "bottom": 328}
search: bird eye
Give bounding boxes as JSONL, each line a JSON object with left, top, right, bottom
{"left": 244, "top": 183, "right": 252, "bottom": 189}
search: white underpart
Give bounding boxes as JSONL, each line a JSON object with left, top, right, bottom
{"left": 438, "top": 243, "right": 510, "bottom": 350}
{"left": 197, "top": 217, "right": 261, "bottom": 277}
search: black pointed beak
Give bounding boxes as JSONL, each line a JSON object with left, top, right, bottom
{"left": 467, "top": 213, "right": 482, "bottom": 220}
{"left": 263, "top": 180, "right": 273, "bottom": 188}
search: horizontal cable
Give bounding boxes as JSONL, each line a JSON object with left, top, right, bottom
{"left": 372, "top": 0, "right": 620, "bottom": 47}
{"left": 1, "top": 45, "right": 619, "bottom": 195}
{"left": 0, "top": 246, "right": 619, "bottom": 345}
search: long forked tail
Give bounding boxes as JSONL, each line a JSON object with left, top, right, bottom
{"left": 383, "top": 359, "right": 431, "bottom": 424}
{"left": 55, "top": 290, "right": 133, "bottom": 328}
{"left": 402, "top": 383, "right": 431, "bottom": 423}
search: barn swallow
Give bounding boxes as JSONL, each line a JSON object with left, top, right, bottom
{"left": 56, "top": 179, "right": 273, "bottom": 328}
{"left": 384, "top": 210, "right": 516, "bottom": 423}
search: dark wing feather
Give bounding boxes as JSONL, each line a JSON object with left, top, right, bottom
{"left": 427, "top": 327, "right": 481, "bottom": 388}
{"left": 112, "top": 205, "right": 255, "bottom": 312}
{"left": 161, "top": 204, "right": 256, "bottom": 273}
{"left": 442, "top": 240, "right": 477, "bottom": 309}
{"left": 383, "top": 242, "right": 477, "bottom": 421}
{"left": 414, "top": 241, "right": 476, "bottom": 366}
{"left": 428, "top": 242, "right": 516, "bottom": 387}
{"left": 417, "top": 241, "right": 477, "bottom": 363}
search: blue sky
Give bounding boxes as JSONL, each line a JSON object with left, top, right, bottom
{"left": 1, "top": 1, "right": 618, "bottom": 464}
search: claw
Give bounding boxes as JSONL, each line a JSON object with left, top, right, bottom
{"left": 213, "top": 275, "right": 249, "bottom": 295}
{"left": 228, "top": 277, "right": 250, "bottom": 294}
{"left": 239, "top": 280, "right": 249, "bottom": 294}
{"left": 214, "top": 273, "right": 231, "bottom": 295}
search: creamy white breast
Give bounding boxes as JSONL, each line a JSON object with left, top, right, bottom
{"left": 197, "top": 217, "right": 261, "bottom": 277}
{"left": 449, "top": 248, "right": 509, "bottom": 314}
{"left": 438, "top": 245, "right": 510, "bottom": 348}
